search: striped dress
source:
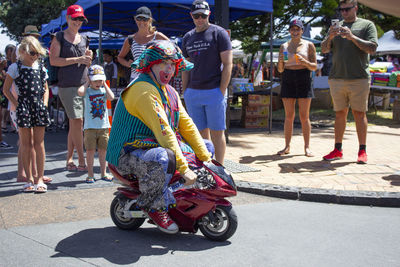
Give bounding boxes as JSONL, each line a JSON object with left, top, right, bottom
{"left": 130, "top": 32, "right": 157, "bottom": 80}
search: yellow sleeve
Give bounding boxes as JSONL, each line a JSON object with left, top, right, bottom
{"left": 178, "top": 98, "right": 212, "bottom": 162}
{"left": 122, "top": 82, "right": 189, "bottom": 173}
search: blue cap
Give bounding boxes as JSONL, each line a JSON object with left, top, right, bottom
{"left": 289, "top": 19, "right": 304, "bottom": 30}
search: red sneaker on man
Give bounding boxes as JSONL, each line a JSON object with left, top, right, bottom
{"left": 147, "top": 211, "right": 179, "bottom": 234}
{"left": 357, "top": 149, "right": 368, "bottom": 164}
{"left": 323, "top": 148, "right": 343, "bottom": 161}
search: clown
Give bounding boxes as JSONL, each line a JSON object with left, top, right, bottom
{"left": 106, "top": 40, "right": 212, "bottom": 234}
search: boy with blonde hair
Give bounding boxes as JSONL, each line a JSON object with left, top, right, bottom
{"left": 78, "top": 65, "right": 114, "bottom": 183}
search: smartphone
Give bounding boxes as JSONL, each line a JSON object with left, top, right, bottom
{"left": 331, "top": 19, "right": 339, "bottom": 29}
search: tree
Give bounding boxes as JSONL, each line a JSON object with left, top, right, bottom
{"left": 230, "top": 0, "right": 400, "bottom": 55}
{"left": 0, "top": 0, "right": 75, "bottom": 40}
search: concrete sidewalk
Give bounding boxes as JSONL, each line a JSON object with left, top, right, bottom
{"left": 226, "top": 125, "right": 400, "bottom": 207}
{"left": 0, "top": 123, "right": 399, "bottom": 206}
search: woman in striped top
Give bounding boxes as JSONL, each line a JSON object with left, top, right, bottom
{"left": 117, "top": 6, "right": 169, "bottom": 81}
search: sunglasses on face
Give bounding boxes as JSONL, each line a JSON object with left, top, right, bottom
{"left": 193, "top": 14, "right": 208, "bottom": 19}
{"left": 29, "top": 51, "right": 39, "bottom": 57}
{"left": 136, "top": 16, "right": 150, "bottom": 21}
{"left": 338, "top": 6, "right": 355, "bottom": 12}
{"left": 71, "top": 17, "right": 86, "bottom": 22}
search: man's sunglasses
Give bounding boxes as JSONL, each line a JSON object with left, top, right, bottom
{"left": 71, "top": 17, "right": 86, "bottom": 22}
{"left": 29, "top": 51, "right": 39, "bottom": 57}
{"left": 193, "top": 14, "right": 208, "bottom": 19}
{"left": 338, "top": 6, "right": 355, "bottom": 12}
{"left": 136, "top": 16, "right": 150, "bottom": 21}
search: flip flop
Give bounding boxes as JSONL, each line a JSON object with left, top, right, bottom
{"left": 42, "top": 176, "right": 53, "bottom": 184}
{"left": 277, "top": 149, "right": 290, "bottom": 156}
{"left": 23, "top": 182, "right": 35, "bottom": 193}
{"left": 305, "top": 150, "right": 315, "bottom": 157}
{"left": 66, "top": 162, "right": 77, "bottom": 171}
{"left": 77, "top": 165, "right": 87, "bottom": 172}
{"left": 86, "top": 177, "right": 95, "bottom": 183}
{"left": 101, "top": 174, "right": 113, "bottom": 182}
{"left": 34, "top": 182, "right": 47, "bottom": 193}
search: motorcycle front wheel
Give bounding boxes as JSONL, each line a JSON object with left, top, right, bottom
{"left": 199, "top": 205, "right": 238, "bottom": 241}
{"left": 110, "top": 194, "right": 145, "bottom": 230}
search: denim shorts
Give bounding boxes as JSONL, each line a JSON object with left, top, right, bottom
{"left": 183, "top": 88, "right": 227, "bottom": 131}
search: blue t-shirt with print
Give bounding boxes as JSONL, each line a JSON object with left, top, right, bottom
{"left": 83, "top": 86, "right": 110, "bottom": 130}
{"left": 182, "top": 24, "right": 232, "bottom": 90}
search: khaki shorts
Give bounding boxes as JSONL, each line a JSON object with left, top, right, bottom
{"left": 84, "top": 129, "right": 109, "bottom": 151}
{"left": 328, "top": 78, "right": 370, "bottom": 112}
{"left": 58, "top": 87, "right": 84, "bottom": 119}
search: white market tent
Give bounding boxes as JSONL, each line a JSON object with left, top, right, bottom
{"left": 376, "top": 30, "right": 400, "bottom": 55}
{"left": 358, "top": 0, "right": 400, "bottom": 18}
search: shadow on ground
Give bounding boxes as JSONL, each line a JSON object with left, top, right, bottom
{"left": 278, "top": 160, "right": 353, "bottom": 174}
{"left": 52, "top": 226, "right": 229, "bottom": 264}
{"left": 382, "top": 175, "right": 400, "bottom": 186}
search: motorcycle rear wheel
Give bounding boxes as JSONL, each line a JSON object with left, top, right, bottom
{"left": 199, "top": 205, "right": 237, "bottom": 241}
{"left": 110, "top": 195, "right": 145, "bottom": 230}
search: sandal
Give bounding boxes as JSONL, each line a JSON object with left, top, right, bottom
{"left": 17, "top": 176, "right": 27, "bottom": 183}
{"left": 305, "top": 149, "right": 315, "bottom": 157}
{"left": 66, "top": 162, "right": 77, "bottom": 171}
{"left": 23, "top": 182, "right": 35, "bottom": 193}
{"left": 42, "top": 176, "right": 53, "bottom": 184}
{"left": 34, "top": 182, "right": 47, "bottom": 193}
{"left": 277, "top": 148, "right": 290, "bottom": 156}
{"left": 101, "top": 174, "right": 113, "bottom": 182}
{"left": 86, "top": 176, "right": 95, "bottom": 183}
{"left": 77, "top": 165, "right": 87, "bottom": 172}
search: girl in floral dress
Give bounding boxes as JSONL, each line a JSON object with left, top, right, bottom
{"left": 3, "top": 36, "right": 50, "bottom": 193}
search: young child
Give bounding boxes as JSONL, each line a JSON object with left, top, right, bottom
{"left": 78, "top": 65, "right": 114, "bottom": 183}
{"left": 2, "top": 36, "right": 50, "bottom": 193}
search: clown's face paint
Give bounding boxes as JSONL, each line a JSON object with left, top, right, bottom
{"left": 151, "top": 59, "right": 175, "bottom": 85}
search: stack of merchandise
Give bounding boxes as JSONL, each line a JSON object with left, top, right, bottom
{"left": 388, "top": 71, "right": 400, "bottom": 88}
{"left": 241, "top": 95, "right": 270, "bottom": 128}
{"left": 368, "top": 61, "right": 400, "bottom": 88}
{"left": 371, "top": 72, "right": 390, "bottom": 86}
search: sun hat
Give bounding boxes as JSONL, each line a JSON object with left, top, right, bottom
{"left": 22, "top": 25, "right": 41, "bottom": 37}
{"left": 289, "top": 19, "right": 304, "bottom": 30}
{"left": 132, "top": 40, "right": 194, "bottom": 74}
{"left": 88, "top": 65, "right": 106, "bottom": 81}
{"left": 135, "top": 6, "right": 153, "bottom": 19}
{"left": 67, "top": 4, "right": 88, "bottom": 22}
{"left": 191, "top": 0, "right": 210, "bottom": 15}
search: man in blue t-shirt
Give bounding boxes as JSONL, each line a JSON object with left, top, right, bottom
{"left": 182, "top": 0, "right": 232, "bottom": 164}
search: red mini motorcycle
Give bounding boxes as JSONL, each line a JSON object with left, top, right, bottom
{"left": 108, "top": 160, "right": 238, "bottom": 241}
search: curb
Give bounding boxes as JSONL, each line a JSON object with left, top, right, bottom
{"left": 236, "top": 181, "right": 400, "bottom": 207}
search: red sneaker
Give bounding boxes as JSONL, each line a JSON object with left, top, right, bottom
{"left": 357, "top": 149, "right": 368, "bottom": 164}
{"left": 147, "top": 211, "right": 178, "bottom": 234}
{"left": 323, "top": 148, "right": 343, "bottom": 161}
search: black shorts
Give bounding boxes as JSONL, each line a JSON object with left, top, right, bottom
{"left": 281, "top": 69, "right": 314, "bottom": 98}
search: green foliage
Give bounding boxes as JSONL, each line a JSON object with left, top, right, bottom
{"left": 0, "top": 0, "right": 75, "bottom": 40}
{"left": 230, "top": 0, "right": 400, "bottom": 55}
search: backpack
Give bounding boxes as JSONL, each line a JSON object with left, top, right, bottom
{"left": 125, "top": 35, "right": 134, "bottom": 61}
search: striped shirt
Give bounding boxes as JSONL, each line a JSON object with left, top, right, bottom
{"left": 130, "top": 32, "right": 157, "bottom": 79}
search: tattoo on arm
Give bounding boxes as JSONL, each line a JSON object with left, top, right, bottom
{"left": 351, "top": 36, "right": 377, "bottom": 54}
{"left": 321, "top": 37, "right": 332, "bottom": 54}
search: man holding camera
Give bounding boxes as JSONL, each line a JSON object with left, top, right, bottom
{"left": 321, "top": 0, "right": 377, "bottom": 164}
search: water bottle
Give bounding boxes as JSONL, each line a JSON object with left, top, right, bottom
{"left": 283, "top": 48, "right": 288, "bottom": 62}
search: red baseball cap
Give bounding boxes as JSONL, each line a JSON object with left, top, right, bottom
{"left": 67, "top": 5, "right": 87, "bottom": 22}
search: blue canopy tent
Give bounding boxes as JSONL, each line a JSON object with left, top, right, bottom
{"left": 42, "top": 0, "right": 276, "bottom": 132}
{"left": 42, "top": 0, "right": 272, "bottom": 38}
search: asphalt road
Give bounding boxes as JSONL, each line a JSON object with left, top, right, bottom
{"left": 0, "top": 190, "right": 399, "bottom": 267}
